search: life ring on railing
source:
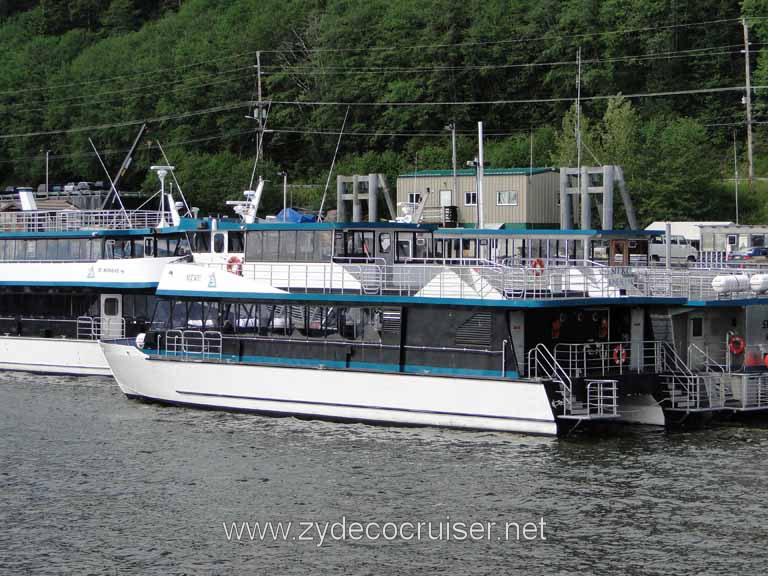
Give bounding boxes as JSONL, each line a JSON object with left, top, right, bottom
{"left": 226, "top": 256, "right": 243, "bottom": 276}
{"left": 532, "top": 258, "right": 545, "bottom": 277}
{"left": 612, "top": 344, "right": 628, "bottom": 365}
{"left": 729, "top": 335, "right": 746, "bottom": 355}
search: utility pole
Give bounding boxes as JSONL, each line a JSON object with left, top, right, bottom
{"left": 743, "top": 18, "right": 754, "bottom": 191}
{"left": 734, "top": 130, "right": 740, "bottom": 225}
{"left": 247, "top": 50, "right": 270, "bottom": 191}
{"left": 45, "top": 149, "right": 50, "bottom": 194}
{"left": 279, "top": 171, "right": 288, "bottom": 221}
{"left": 477, "top": 121, "right": 484, "bottom": 229}
{"left": 445, "top": 123, "right": 457, "bottom": 205}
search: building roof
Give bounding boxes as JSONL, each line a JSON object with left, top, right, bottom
{"left": 645, "top": 221, "right": 734, "bottom": 240}
{"left": 398, "top": 167, "right": 556, "bottom": 178}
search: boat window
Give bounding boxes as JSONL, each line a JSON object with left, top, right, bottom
{"left": 193, "top": 232, "right": 210, "bottom": 253}
{"left": 396, "top": 232, "right": 412, "bottom": 261}
{"left": 279, "top": 231, "right": 296, "bottom": 261}
{"left": 296, "top": 231, "right": 314, "bottom": 261}
{"left": 151, "top": 300, "right": 171, "bottom": 329}
{"left": 187, "top": 301, "right": 204, "bottom": 328}
{"left": 264, "top": 231, "right": 280, "bottom": 261}
{"left": 245, "top": 231, "right": 263, "bottom": 261}
{"left": 103, "top": 298, "right": 119, "bottom": 317}
{"left": 379, "top": 233, "right": 391, "bottom": 253}
{"left": 414, "top": 234, "right": 428, "bottom": 259}
{"left": 213, "top": 233, "right": 225, "bottom": 254}
{"left": 433, "top": 239, "right": 443, "bottom": 259}
{"left": 26, "top": 240, "right": 36, "bottom": 260}
{"left": 228, "top": 232, "right": 244, "bottom": 253}
{"left": 170, "top": 301, "right": 188, "bottom": 328}
{"left": 58, "top": 238, "right": 71, "bottom": 260}
{"left": 144, "top": 237, "right": 155, "bottom": 257}
{"left": 316, "top": 230, "right": 333, "bottom": 261}
{"left": 692, "top": 317, "right": 703, "bottom": 338}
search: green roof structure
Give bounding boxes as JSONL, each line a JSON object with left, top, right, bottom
{"left": 398, "top": 167, "right": 556, "bottom": 178}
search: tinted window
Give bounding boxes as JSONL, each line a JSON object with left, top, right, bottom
{"left": 103, "top": 297, "right": 119, "bottom": 316}
{"left": 213, "top": 233, "right": 225, "bottom": 253}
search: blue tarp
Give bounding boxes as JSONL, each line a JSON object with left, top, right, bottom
{"left": 275, "top": 207, "right": 317, "bottom": 223}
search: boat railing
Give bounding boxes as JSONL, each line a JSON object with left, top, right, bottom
{"left": 164, "top": 329, "right": 222, "bottom": 359}
{"left": 730, "top": 373, "right": 768, "bottom": 410}
{"left": 76, "top": 315, "right": 126, "bottom": 340}
{"left": 553, "top": 340, "right": 670, "bottom": 379}
{"left": 687, "top": 343, "right": 727, "bottom": 373}
{"left": 197, "top": 259, "right": 768, "bottom": 302}
{"left": 0, "top": 209, "right": 163, "bottom": 232}
{"left": 586, "top": 379, "right": 618, "bottom": 417}
{"left": 527, "top": 343, "right": 573, "bottom": 414}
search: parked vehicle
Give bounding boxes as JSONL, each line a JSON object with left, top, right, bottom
{"left": 649, "top": 234, "right": 698, "bottom": 263}
{"left": 727, "top": 247, "right": 768, "bottom": 264}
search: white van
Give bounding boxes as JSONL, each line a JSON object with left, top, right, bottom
{"left": 649, "top": 234, "right": 698, "bottom": 263}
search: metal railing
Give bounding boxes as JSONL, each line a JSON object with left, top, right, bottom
{"left": 0, "top": 209, "right": 163, "bottom": 232}
{"left": 196, "top": 258, "right": 768, "bottom": 303}
{"left": 687, "top": 343, "right": 726, "bottom": 373}
{"left": 586, "top": 379, "right": 618, "bottom": 417}
{"left": 527, "top": 343, "right": 573, "bottom": 415}
{"left": 165, "top": 329, "right": 223, "bottom": 360}
{"left": 554, "top": 340, "right": 667, "bottom": 378}
{"left": 76, "top": 316, "right": 126, "bottom": 340}
{"left": 731, "top": 374, "right": 768, "bottom": 410}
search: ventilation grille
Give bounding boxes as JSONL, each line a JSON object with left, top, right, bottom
{"left": 381, "top": 308, "right": 402, "bottom": 334}
{"left": 455, "top": 312, "right": 492, "bottom": 348}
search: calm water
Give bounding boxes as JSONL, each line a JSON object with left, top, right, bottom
{"left": 1, "top": 372, "right": 767, "bottom": 575}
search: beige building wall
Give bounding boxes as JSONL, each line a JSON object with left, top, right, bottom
{"left": 396, "top": 169, "right": 559, "bottom": 227}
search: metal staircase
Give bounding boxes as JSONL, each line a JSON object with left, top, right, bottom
{"left": 659, "top": 342, "right": 725, "bottom": 412}
{"left": 527, "top": 344, "right": 618, "bottom": 420}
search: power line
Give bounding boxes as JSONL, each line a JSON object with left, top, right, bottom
{"left": 268, "top": 44, "right": 756, "bottom": 75}
{"left": 0, "top": 16, "right": 761, "bottom": 97}
{"left": 268, "top": 84, "right": 768, "bottom": 108}
{"left": 0, "top": 101, "right": 252, "bottom": 140}
{"left": 0, "top": 65, "right": 254, "bottom": 110}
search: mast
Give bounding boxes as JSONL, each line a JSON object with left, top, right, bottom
{"left": 743, "top": 17, "right": 754, "bottom": 192}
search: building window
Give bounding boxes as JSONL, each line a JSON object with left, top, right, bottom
{"left": 464, "top": 191, "right": 477, "bottom": 206}
{"left": 692, "top": 317, "right": 703, "bottom": 338}
{"left": 496, "top": 190, "right": 518, "bottom": 206}
{"left": 408, "top": 192, "right": 421, "bottom": 204}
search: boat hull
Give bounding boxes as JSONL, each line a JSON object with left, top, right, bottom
{"left": 0, "top": 336, "right": 111, "bottom": 376}
{"left": 101, "top": 341, "right": 559, "bottom": 436}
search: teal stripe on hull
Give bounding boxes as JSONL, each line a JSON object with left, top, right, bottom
{"left": 156, "top": 289, "right": 687, "bottom": 308}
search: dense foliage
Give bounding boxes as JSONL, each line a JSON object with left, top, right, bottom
{"left": 0, "top": 0, "right": 766, "bottom": 224}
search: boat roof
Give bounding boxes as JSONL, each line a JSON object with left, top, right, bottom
{"left": 398, "top": 167, "right": 556, "bottom": 178}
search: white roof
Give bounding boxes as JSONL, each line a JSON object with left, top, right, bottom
{"left": 645, "top": 221, "right": 733, "bottom": 240}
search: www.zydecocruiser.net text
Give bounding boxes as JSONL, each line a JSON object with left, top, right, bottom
{"left": 223, "top": 516, "right": 547, "bottom": 546}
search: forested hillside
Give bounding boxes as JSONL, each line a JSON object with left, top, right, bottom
{"left": 0, "top": 0, "right": 767, "bottom": 224}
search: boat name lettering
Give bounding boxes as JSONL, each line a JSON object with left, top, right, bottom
{"left": 97, "top": 267, "right": 125, "bottom": 274}
{"left": 186, "top": 274, "right": 202, "bottom": 282}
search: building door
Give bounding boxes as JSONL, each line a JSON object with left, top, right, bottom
{"left": 100, "top": 294, "right": 123, "bottom": 339}
{"left": 439, "top": 189, "right": 452, "bottom": 207}
{"left": 609, "top": 240, "right": 629, "bottom": 266}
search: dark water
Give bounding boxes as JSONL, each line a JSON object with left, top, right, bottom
{"left": 1, "top": 372, "right": 766, "bottom": 575}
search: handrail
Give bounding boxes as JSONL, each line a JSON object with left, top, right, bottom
{"left": 527, "top": 343, "right": 573, "bottom": 414}
{"left": 687, "top": 342, "right": 726, "bottom": 373}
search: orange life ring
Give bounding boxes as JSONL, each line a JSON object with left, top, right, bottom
{"left": 729, "top": 335, "right": 745, "bottom": 355}
{"left": 532, "top": 258, "right": 545, "bottom": 277}
{"left": 226, "top": 256, "right": 243, "bottom": 276}
{"left": 612, "top": 344, "right": 628, "bottom": 365}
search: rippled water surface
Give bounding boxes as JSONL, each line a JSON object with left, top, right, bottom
{"left": 1, "top": 372, "right": 767, "bottom": 575}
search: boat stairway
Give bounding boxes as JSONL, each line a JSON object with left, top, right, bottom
{"left": 556, "top": 378, "right": 620, "bottom": 421}
{"left": 660, "top": 372, "right": 728, "bottom": 412}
